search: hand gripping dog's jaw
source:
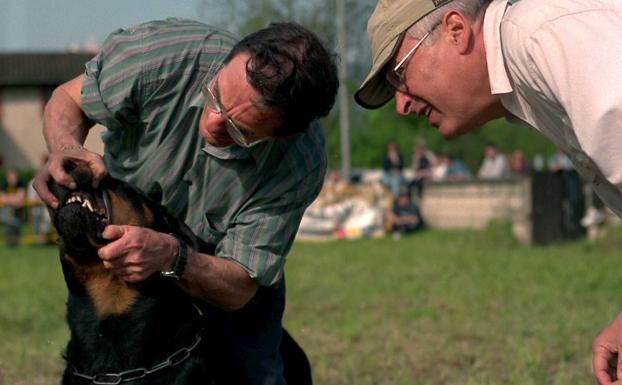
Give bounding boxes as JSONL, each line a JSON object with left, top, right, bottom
{"left": 48, "top": 165, "right": 111, "bottom": 260}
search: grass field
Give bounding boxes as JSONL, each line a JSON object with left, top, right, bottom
{"left": 1, "top": 224, "right": 621, "bottom": 385}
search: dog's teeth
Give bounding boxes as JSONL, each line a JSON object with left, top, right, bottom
{"left": 81, "top": 199, "right": 94, "bottom": 212}
{"left": 76, "top": 196, "right": 83, "bottom": 203}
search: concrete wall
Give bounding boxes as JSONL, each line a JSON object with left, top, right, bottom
{"left": 0, "top": 87, "right": 105, "bottom": 170}
{"left": 420, "top": 177, "right": 533, "bottom": 244}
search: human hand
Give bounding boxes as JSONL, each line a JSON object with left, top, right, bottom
{"left": 97, "top": 225, "right": 179, "bottom": 283}
{"left": 593, "top": 311, "right": 622, "bottom": 384}
{"left": 32, "top": 145, "right": 107, "bottom": 208}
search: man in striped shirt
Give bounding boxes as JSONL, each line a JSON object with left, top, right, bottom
{"left": 34, "top": 19, "right": 338, "bottom": 385}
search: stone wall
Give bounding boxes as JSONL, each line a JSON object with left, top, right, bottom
{"left": 420, "top": 177, "right": 533, "bottom": 244}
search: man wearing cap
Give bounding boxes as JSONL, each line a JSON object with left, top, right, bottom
{"left": 355, "top": 0, "right": 622, "bottom": 384}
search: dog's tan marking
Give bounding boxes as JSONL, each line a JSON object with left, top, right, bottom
{"left": 85, "top": 272, "right": 139, "bottom": 318}
{"left": 64, "top": 254, "right": 138, "bottom": 318}
{"left": 107, "top": 191, "right": 144, "bottom": 226}
{"left": 141, "top": 201, "right": 155, "bottom": 227}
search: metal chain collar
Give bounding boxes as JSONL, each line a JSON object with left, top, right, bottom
{"left": 71, "top": 330, "right": 203, "bottom": 385}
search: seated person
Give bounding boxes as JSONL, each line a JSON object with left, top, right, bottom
{"left": 477, "top": 143, "right": 510, "bottom": 179}
{"left": 0, "top": 168, "right": 25, "bottom": 246}
{"left": 446, "top": 155, "right": 473, "bottom": 181}
{"left": 389, "top": 191, "right": 424, "bottom": 238}
{"left": 409, "top": 142, "right": 435, "bottom": 199}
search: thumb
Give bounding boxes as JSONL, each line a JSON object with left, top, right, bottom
{"left": 101, "top": 225, "right": 126, "bottom": 241}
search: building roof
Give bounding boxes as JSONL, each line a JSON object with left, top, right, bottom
{"left": 0, "top": 53, "right": 95, "bottom": 87}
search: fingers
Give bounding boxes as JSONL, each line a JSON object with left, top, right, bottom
{"left": 98, "top": 226, "right": 152, "bottom": 282}
{"left": 101, "top": 225, "right": 126, "bottom": 241}
{"left": 96, "top": 226, "right": 173, "bottom": 283}
{"left": 32, "top": 169, "right": 59, "bottom": 209}
{"left": 593, "top": 313, "right": 622, "bottom": 385}
{"left": 47, "top": 153, "right": 78, "bottom": 190}
{"left": 593, "top": 343, "right": 615, "bottom": 385}
{"left": 47, "top": 146, "right": 108, "bottom": 190}
{"left": 101, "top": 258, "right": 145, "bottom": 283}
{"left": 98, "top": 226, "right": 128, "bottom": 262}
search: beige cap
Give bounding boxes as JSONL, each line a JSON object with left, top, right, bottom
{"left": 354, "top": 0, "right": 454, "bottom": 109}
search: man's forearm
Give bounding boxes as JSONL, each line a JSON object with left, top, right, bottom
{"left": 179, "top": 249, "right": 259, "bottom": 312}
{"left": 43, "top": 76, "right": 94, "bottom": 151}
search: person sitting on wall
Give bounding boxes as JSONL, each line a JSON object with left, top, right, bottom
{"left": 446, "top": 154, "right": 473, "bottom": 181}
{"left": 477, "top": 143, "right": 510, "bottom": 179}
{"left": 408, "top": 140, "right": 435, "bottom": 200}
{"left": 380, "top": 140, "right": 405, "bottom": 197}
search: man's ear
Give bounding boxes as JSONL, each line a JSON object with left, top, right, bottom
{"left": 442, "top": 11, "right": 474, "bottom": 54}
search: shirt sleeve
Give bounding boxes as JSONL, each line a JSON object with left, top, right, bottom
{"left": 80, "top": 19, "right": 234, "bottom": 132}
{"left": 80, "top": 26, "right": 145, "bottom": 130}
{"left": 523, "top": 8, "right": 622, "bottom": 186}
{"left": 216, "top": 127, "right": 327, "bottom": 287}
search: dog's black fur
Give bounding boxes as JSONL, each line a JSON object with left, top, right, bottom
{"left": 49, "top": 165, "right": 311, "bottom": 385}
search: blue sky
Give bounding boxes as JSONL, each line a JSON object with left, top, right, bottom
{"left": 1, "top": 0, "right": 216, "bottom": 52}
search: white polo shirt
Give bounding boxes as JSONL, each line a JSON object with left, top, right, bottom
{"left": 483, "top": 0, "right": 622, "bottom": 217}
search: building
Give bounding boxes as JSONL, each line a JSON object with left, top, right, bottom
{"left": 0, "top": 53, "right": 105, "bottom": 170}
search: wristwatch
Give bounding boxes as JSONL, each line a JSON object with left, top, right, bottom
{"left": 160, "top": 234, "right": 188, "bottom": 281}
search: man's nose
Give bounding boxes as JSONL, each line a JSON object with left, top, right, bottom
{"left": 395, "top": 92, "right": 415, "bottom": 116}
{"left": 206, "top": 110, "right": 228, "bottom": 132}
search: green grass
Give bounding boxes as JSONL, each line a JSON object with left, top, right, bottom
{"left": 1, "top": 226, "right": 621, "bottom": 384}
{"left": 0, "top": 246, "right": 67, "bottom": 385}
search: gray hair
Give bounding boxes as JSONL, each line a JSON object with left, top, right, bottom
{"left": 406, "top": 0, "right": 491, "bottom": 42}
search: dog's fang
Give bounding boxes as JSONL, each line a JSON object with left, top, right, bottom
{"left": 85, "top": 200, "right": 94, "bottom": 212}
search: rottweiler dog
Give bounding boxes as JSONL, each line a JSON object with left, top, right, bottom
{"left": 49, "top": 165, "right": 311, "bottom": 385}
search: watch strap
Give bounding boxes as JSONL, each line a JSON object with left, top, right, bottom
{"left": 160, "top": 234, "right": 188, "bottom": 281}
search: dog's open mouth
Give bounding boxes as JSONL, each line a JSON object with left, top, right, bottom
{"left": 61, "top": 189, "right": 109, "bottom": 226}
{"left": 54, "top": 186, "right": 112, "bottom": 256}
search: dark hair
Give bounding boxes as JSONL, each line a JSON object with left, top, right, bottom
{"left": 224, "top": 22, "right": 339, "bottom": 137}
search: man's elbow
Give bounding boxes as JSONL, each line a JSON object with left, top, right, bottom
{"left": 221, "top": 281, "right": 260, "bottom": 312}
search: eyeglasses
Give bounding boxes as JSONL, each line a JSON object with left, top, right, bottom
{"left": 203, "top": 78, "right": 270, "bottom": 148}
{"left": 385, "top": 29, "right": 433, "bottom": 94}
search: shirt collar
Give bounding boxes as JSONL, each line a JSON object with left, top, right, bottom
{"left": 483, "top": 0, "right": 514, "bottom": 95}
{"left": 195, "top": 68, "right": 277, "bottom": 168}
{"left": 202, "top": 139, "right": 276, "bottom": 169}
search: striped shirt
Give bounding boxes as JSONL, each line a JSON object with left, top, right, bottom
{"left": 81, "top": 18, "right": 327, "bottom": 286}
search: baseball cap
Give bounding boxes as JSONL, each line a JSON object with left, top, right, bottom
{"left": 354, "top": 0, "right": 454, "bottom": 109}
